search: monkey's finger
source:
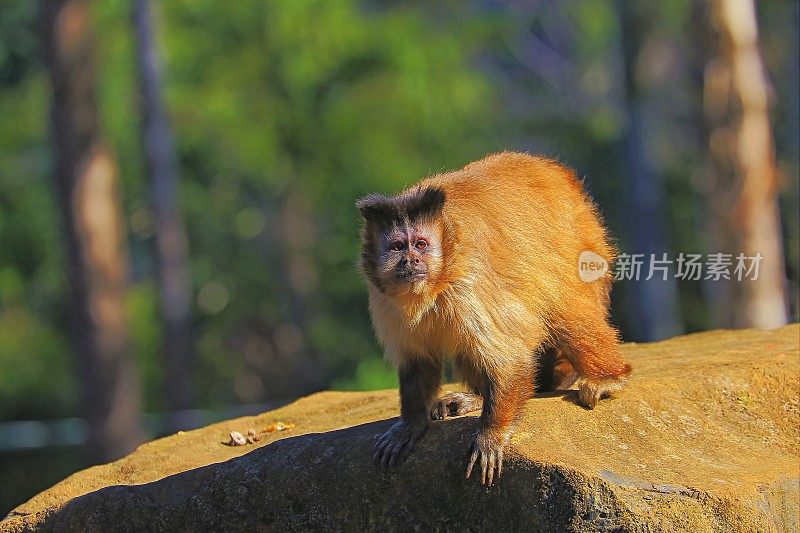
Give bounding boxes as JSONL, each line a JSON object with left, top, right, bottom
{"left": 388, "top": 437, "right": 410, "bottom": 468}
{"left": 380, "top": 448, "right": 392, "bottom": 469}
{"left": 480, "top": 451, "right": 489, "bottom": 485}
{"left": 373, "top": 448, "right": 386, "bottom": 466}
{"left": 486, "top": 451, "right": 495, "bottom": 486}
{"left": 390, "top": 439, "right": 414, "bottom": 469}
{"left": 374, "top": 437, "right": 387, "bottom": 455}
{"left": 381, "top": 443, "right": 394, "bottom": 470}
{"left": 374, "top": 435, "right": 387, "bottom": 452}
{"left": 373, "top": 438, "right": 387, "bottom": 460}
{"left": 387, "top": 448, "right": 400, "bottom": 469}
{"left": 497, "top": 449, "right": 504, "bottom": 479}
{"left": 385, "top": 438, "right": 407, "bottom": 469}
{"left": 399, "top": 434, "right": 416, "bottom": 458}
{"left": 373, "top": 437, "right": 393, "bottom": 464}
{"left": 466, "top": 448, "right": 479, "bottom": 479}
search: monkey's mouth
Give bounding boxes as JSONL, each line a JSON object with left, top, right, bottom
{"left": 395, "top": 268, "right": 428, "bottom": 282}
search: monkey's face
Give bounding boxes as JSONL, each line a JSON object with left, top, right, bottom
{"left": 357, "top": 187, "right": 446, "bottom": 295}
{"left": 373, "top": 220, "right": 442, "bottom": 291}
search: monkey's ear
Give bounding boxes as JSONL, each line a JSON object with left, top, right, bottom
{"left": 405, "top": 186, "right": 446, "bottom": 221}
{"left": 356, "top": 194, "right": 398, "bottom": 223}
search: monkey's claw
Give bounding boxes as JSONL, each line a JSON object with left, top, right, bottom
{"left": 373, "top": 420, "right": 427, "bottom": 469}
{"left": 430, "top": 392, "right": 483, "bottom": 420}
{"left": 465, "top": 431, "right": 506, "bottom": 486}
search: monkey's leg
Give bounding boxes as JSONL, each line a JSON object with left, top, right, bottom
{"left": 466, "top": 358, "right": 534, "bottom": 486}
{"left": 430, "top": 354, "right": 483, "bottom": 420}
{"left": 556, "top": 317, "right": 632, "bottom": 409}
{"left": 374, "top": 356, "right": 441, "bottom": 469}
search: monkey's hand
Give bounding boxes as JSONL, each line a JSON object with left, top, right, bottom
{"left": 373, "top": 420, "right": 428, "bottom": 469}
{"left": 430, "top": 392, "right": 483, "bottom": 420}
{"left": 466, "top": 430, "right": 508, "bottom": 486}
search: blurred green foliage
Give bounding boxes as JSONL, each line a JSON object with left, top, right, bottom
{"left": 1, "top": 0, "right": 506, "bottom": 419}
{"left": 1, "top": 0, "right": 798, "bottom": 423}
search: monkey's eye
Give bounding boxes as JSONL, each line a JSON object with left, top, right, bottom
{"left": 415, "top": 239, "right": 428, "bottom": 250}
{"left": 390, "top": 242, "right": 405, "bottom": 252}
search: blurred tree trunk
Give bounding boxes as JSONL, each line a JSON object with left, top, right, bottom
{"left": 615, "top": 1, "right": 683, "bottom": 341}
{"left": 698, "top": 0, "right": 788, "bottom": 328}
{"left": 132, "top": 0, "right": 194, "bottom": 429}
{"left": 41, "top": 0, "right": 143, "bottom": 462}
{"left": 275, "top": 186, "right": 324, "bottom": 394}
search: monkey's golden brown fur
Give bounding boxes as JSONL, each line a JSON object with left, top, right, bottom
{"left": 358, "top": 151, "right": 631, "bottom": 485}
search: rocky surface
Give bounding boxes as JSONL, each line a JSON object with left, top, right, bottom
{"left": 2, "top": 325, "right": 798, "bottom": 532}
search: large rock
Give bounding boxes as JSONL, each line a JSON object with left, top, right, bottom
{"left": 2, "top": 325, "right": 798, "bottom": 532}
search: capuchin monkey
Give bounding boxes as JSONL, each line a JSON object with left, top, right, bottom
{"left": 357, "top": 151, "right": 632, "bottom": 486}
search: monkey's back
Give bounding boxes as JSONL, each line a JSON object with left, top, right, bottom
{"left": 416, "top": 151, "right": 614, "bottom": 325}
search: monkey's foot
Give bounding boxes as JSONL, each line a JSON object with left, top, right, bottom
{"left": 466, "top": 430, "right": 509, "bottom": 486}
{"left": 577, "top": 376, "right": 627, "bottom": 409}
{"left": 373, "top": 420, "right": 427, "bottom": 469}
{"left": 430, "top": 392, "right": 483, "bottom": 420}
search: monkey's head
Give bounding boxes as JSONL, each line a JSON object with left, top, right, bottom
{"left": 357, "top": 186, "right": 446, "bottom": 295}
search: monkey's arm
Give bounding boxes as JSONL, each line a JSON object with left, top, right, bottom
{"left": 466, "top": 359, "right": 534, "bottom": 485}
{"left": 374, "top": 356, "right": 441, "bottom": 468}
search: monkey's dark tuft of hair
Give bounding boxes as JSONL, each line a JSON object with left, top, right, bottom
{"left": 356, "top": 193, "right": 397, "bottom": 223}
{"left": 357, "top": 187, "right": 445, "bottom": 224}
{"left": 404, "top": 186, "right": 446, "bottom": 221}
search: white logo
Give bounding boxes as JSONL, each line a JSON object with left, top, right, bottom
{"left": 578, "top": 251, "right": 608, "bottom": 282}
